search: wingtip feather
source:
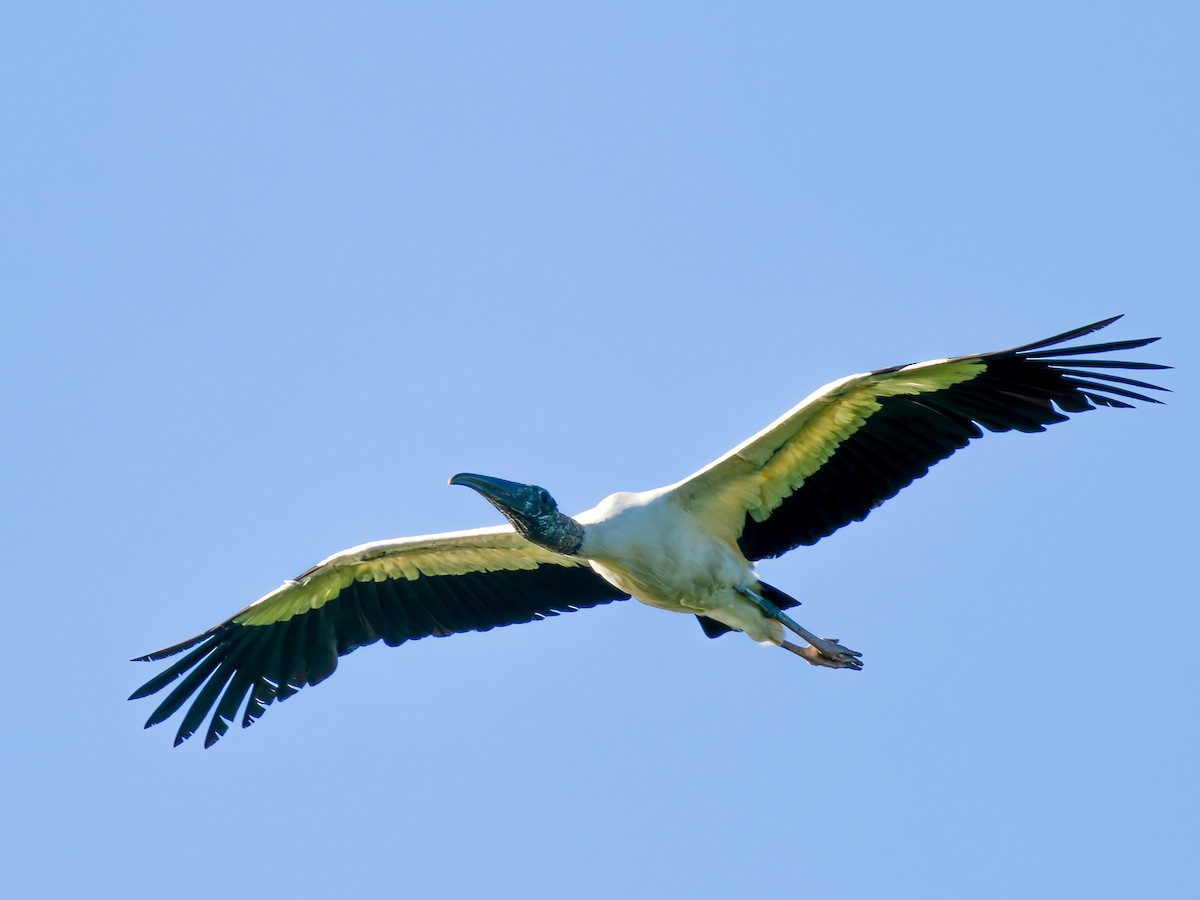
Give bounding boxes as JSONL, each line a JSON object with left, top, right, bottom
{"left": 1004, "top": 315, "right": 1125, "bottom": 354}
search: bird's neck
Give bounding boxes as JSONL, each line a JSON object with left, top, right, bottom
{"left": 522, "top": 511, "right": 585, "bottom": 557}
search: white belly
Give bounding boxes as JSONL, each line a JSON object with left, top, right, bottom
{"left": 577, "top": 488, "right": 785, "bottom": 645}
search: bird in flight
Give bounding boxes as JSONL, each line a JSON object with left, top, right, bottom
{"left": 131, "top": 316, "right": 1167, "bottom": 747}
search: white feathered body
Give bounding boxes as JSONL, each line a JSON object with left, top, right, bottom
{"left": 576, "top": 488, "right": 784, "bottom": 645}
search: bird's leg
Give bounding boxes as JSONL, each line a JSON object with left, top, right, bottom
{"left": 736, "top": 587, "right": 863, "bottom": 670}
{"left": 779, "top": 639, "right": 863, "bottom": 669}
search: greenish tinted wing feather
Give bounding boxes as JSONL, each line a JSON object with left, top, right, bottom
{"left": 131, "top": 560, "right": 628, "bottom": 747}
{"left": 738, "top": 316, "right": 1168, "bottom": 560}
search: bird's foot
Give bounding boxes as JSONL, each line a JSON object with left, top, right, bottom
{"left": 783, "top": 637, "right": 863, "bottom": 670}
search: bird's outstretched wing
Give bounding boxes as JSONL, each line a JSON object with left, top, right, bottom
{"left": 130, "top": 526, "right": 628, "bottom": 747}
{"left": 673, "top": 316, "right": 1168, "bottom": 561}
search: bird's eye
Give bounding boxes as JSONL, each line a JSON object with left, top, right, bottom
{"left": 537, "top": 488, "right": 551, "bottom": 505}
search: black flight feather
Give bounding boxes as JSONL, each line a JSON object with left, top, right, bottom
{"left": 738, "top": 317, "right": 1167, "bottom": 561}
{"left": 132, "top": 563, "right": 628, "bottom": 746}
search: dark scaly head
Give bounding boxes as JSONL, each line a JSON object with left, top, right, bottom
{"left": 449, "top": 473, "right": 584, "bottom": 556}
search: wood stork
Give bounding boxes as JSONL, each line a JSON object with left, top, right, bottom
{"left": 131, "top": 316, "right": 1168, "bottom": 747}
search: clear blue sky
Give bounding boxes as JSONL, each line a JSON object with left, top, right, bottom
{"left": 2, "top": 4, "right": 1195, "bottom": 898}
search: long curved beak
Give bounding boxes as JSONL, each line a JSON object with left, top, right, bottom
{"left": 448, "top": 473, "right": 530, "bottom": 513}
